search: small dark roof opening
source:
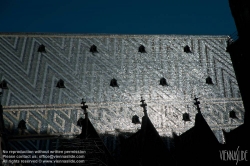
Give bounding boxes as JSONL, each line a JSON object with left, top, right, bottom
{"left": 38, "top": 44, "right": 46, "bottom": 53}
{"left": 132, "top": 115, "right": 141, "bottom": 124}
{"left": 90, "top": 45, "right": 98, "bottom": 53}
{"left": 229, "top": 110, "right": 237, "bottom": 119}
{"left": 206, "top": 76, "right": 214, "bottom": 85}
{"left": 0, "top": 80, "right": 8, "bottom": 89}
{"left": 18, "top": 119, "right": 27, "bottom": 129}
{"left": 159, "top": 77, "right": 168, "bottom": 86}
{"left": 184, "top": 45, "right": 191, "bottom": 53}
{"left": 56, "top": 79, "right": 65, "bottom": 88}
{"left": 110, "top": 78, "right": 118, "bottom": 87}
{"left": 138, "top": 45, "right": 146, "bottom": 53}
{"left": 183, "top": 113, "right": 191, "bottom": 121}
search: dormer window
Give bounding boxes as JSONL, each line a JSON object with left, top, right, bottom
{"left": 0, "top": 80, "right": 8, "bottom": 89}
{"left": 56, "top": 79, "right": 65, "bottom": 88}
{"left": 229, "top": 110, "right": 237, "bottom": 119}
{"left": 159, "top": 77, "right": 168, "bottom": 86}
{"left": 182, "top": 113, "right": 191, "bottom": 121}
{"left": 184, "top": 45, "right": 191, "bottom": 53}
{"left": 206, "top": 76, "right": 213, "bottom": 85}
{"left": 90, "top": 45, "right": 98, "bottom": 53}
{"left": 138, "top": 45, "right": 146, "bottom": 53}
{"left": 38, "top": 44, "right": 46, "bottom": 53}
{"left": 110, "top": 78, "right": 118, "bottom": 87}
{"left": 18, "top": 119, "right": 27, "bottom": 130}
{"left": 132, "top": 115, "right": 140, "bottom": 124}
{"left": 18, "top": 119, "right": 27, "bottom": 135}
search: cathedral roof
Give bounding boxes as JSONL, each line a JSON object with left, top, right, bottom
{"left": 0, "top": 33, "right": 244, "bottom": 144}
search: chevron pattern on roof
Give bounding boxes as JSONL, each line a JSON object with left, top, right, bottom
{"left": 0, "top": 34, "right": 244, "bottom": 143}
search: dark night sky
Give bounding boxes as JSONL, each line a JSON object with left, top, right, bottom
{"left": 0, "top": 0, "right": 236, "bottom": 35}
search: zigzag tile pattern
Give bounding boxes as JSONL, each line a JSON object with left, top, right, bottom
{"left": 0, "top": 34, "right": 245, "bottom": 144}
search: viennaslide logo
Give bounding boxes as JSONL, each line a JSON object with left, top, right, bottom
{"left": 219, "top": 146, "right": 248, "bottom": 165}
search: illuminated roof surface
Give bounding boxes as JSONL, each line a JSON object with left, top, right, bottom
{"left": 0, "top": 33, "right": 244, "bottom": 143}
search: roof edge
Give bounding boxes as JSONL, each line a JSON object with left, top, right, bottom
{"left": 0, "top": 32, "right": 229, "bottom": 39}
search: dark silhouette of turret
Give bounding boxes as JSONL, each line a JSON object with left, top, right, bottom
{"left": 119, "top": 97, "right": 175, "bottom": 166}
{"left": 174, "top": 97, "right": 221, "bottom": 166}
{"left": 57, "top": 99, "right": 118, "bottom": 166}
